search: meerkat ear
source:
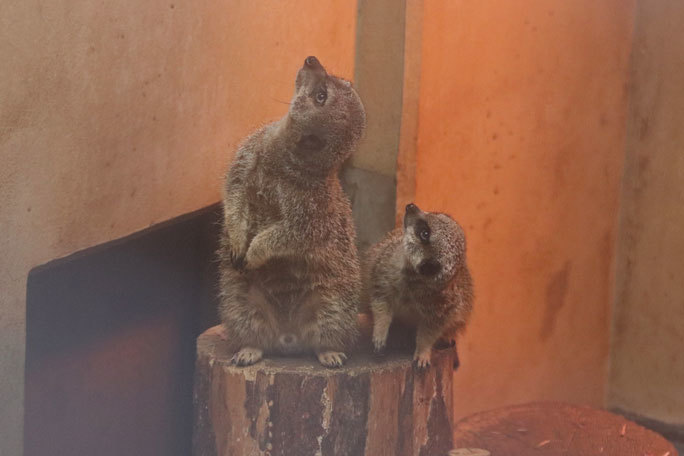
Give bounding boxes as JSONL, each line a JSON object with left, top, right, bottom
{"left": 297, "top": 134, "right": 326, "bottom": 152}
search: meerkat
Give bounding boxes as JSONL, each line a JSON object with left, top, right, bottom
{"left": 218, "top": 56, "right": 366, "bottom": 368}
{"left": 364, "top": 203, "right": 473, "bottom": 369}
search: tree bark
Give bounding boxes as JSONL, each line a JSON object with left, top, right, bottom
{"left": 193, "top": 323, "right": 457, "bottom": 456}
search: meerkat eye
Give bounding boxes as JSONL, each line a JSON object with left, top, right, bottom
{"left": 315, "top": 90, "right": 327, "bottom": 105}
{"left": 415, "top": 219, "right": 431, "bottom": 243}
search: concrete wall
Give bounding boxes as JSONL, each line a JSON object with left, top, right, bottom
{"left": 609, "top": 0, "right": 684, "bottom": 426}
{"left": 397, "top": 0, "right": 635, "bottom": 420}
{"left": 0, "top": 1, "right": 357, "bottom": 454}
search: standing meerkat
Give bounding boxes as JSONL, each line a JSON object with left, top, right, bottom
{"left": 218, "top": 56, "right": 366, "bottom": 368}
{"left": 365, "top": 203, "right": 473, "bottom": 368}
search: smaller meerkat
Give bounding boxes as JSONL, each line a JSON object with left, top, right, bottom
{"left": 364, "top": 203, "right": 473, "bottom": 368}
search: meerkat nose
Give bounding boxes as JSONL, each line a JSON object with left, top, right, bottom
{"left": 406, "top": 203, "right": 418, "bottom": 214}
{"left": 304, "top": 56, "right": 320, "bottom": 68}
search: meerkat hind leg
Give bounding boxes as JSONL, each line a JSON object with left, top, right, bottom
{"left": 302, "top": 294, "right": 355, "bottom": 368}
{"left": 434, "top": 336, "right": 456, "bottom": 350}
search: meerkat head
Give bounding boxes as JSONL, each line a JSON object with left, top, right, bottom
{"left": 287, "top": 56, "right": 366, "bottom": 174}
{"left": 402, "top": 203, "right": 467, "bottom": 283}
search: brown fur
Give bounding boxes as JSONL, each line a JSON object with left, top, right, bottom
{"left": 364, "top": 203, "right": 473, "bottom": 368}
{"left": 218, "top": 56, "right": 366, "bottom": 367}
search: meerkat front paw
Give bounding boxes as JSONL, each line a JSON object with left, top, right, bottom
{"left": 372, "top": 336, "right": 387, "bottom": 355}
{"left": 226, "top": 227, "right": 248, "bottom": 270}
{"left": 370, "top": 306, "right": 392, "bottom": 356}
{"left": 230, "top": 347, "right": 263, "bottom": 366}
{"left": 413, "top": 350, "right": 431, "bottom": 370}
{"left": 317, "top": 351, "right": 347, "bottom": 368}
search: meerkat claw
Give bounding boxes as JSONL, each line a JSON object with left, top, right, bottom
{"left": 413, "top": 353, "right": 431, "bottom": 370}
{"left": 230, "top": 252, "right": 246, "bottom": 270}
{"left": 317, "top": 351, "right": 347, "bottom": 368}
{"left": 373, "top": 340, "right": 386, "bottom": 356}
{"left": 231, "top": 347, "right": 263, "bottom": 367}
{"left": 413, "top": 359, "right": 430, "bottom": 370}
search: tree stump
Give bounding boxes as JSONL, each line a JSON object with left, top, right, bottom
{"left": 452, "top": 402, "right": 678, "bottom": 456}
{"left": 193, "top": 323, "right": 457, "bottom": 456}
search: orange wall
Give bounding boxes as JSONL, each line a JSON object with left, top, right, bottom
{"left": 0, "top": 2, "right": 357, "bottom": 454}
{"left": 403, "top": 0, "right": 635, "bottom": 419}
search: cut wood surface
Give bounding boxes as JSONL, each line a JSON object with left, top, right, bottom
{"left": 452, "top": 402, "right": 678, "bottom": 456}
{"left": 193, "top": 325, "right": 457, "bottom": 456}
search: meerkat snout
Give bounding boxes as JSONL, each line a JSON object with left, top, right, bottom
{"left": 403, "top": 202, "right": 424, "bottom": 230}
{"left": 304, "top": 56, "right": 321, "bottom": 68}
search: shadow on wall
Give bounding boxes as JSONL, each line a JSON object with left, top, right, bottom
{"left": 24, "top": 204, "right": 222, "bottom": 456}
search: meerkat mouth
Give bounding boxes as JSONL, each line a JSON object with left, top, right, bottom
{"left": 417, "top": 259, "right": 441, "bottom": 276}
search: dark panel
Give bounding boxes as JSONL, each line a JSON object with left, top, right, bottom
{"left": 25, "top": 203, "right": 222, "bottom": 456}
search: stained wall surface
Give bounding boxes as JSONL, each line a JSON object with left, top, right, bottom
{"left": 609, "top": 0, "right": 684, "bottom": 426}
{"left": 401, "top": 0, "right": 635, "bottom": 420}
{"left": 0, "top": 1, "right": 357, "bottom": 454}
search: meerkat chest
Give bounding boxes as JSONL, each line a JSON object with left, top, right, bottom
{"left": 393, "top": 280, "right": 448, "bottom": 318}
{"left": 245, "top": 171, "right": 283, "bottom": 224}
